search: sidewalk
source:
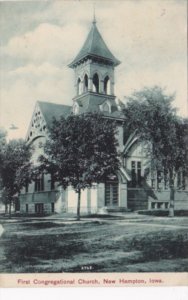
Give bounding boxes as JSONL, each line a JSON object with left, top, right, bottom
{"left": 1, "top": 211, "right": 188, "bottom": 227}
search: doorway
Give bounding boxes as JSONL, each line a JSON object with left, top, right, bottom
{"left": 105, "top": 181, "right": 119, "bottom": 207}
{"left": 35, "top": 203, "right": 44, "bottom": 214}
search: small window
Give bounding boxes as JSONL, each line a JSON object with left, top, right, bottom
{"left": 77, "top": 78, "right": 82, "bottom": 95}
{"left": 151, "top": 178, "right": 155, "bottom": 189}
{"left": 131, "top": 161, "right": 136, "bottom": 187}
{"left": 50, "top": 174, "right": 55, "bottom": 190}
{"left": 177, "top": 170, "right": 186, "bottom": 190}
{"left": 26, "top": 204, "right": 29, "bottom": 213}
{"left": 51, "top": 203, "right": 55, "bottom": 213}
{"left": 182, "top": 171, "right": 186, "bottom": 190}
{"left": 137, "top": 162, "right": 142, "bottom": 186}
{"left": 164, "top": 169, "right": 168, "bottom": 189}
{"left": 157, "top": 171, "right": 162, "bottom": 189}
{"left": 35, "top": 173, "right": 44, "bottom": 192}
{"left": 35, "top": 203, "right": 44, "bottom": 214}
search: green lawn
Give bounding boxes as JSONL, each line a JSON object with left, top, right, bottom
{"left": 0, "top": 215, "right": 188, "bottom": 273}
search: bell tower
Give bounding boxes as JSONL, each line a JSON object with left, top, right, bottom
{"left": 68, "top": 17, "right": 121, "bottom": 114}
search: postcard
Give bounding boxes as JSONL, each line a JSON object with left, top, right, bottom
{"left": 0, "top": 0, "right": 187, "bottom": 288}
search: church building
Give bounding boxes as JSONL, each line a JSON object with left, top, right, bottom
{"left": 19, "top": 18, "right": 188, "bottom": 215}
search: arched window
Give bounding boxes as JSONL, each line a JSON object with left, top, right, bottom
{"left": 103, "top": 103, "right": 110, "bottom": 112}
{"left": 92, "top": 73, "right": 99, "bottom": 93}
{"left": 104, "top": 76, "right": 110, "bottom": 94}
{"left": 83, "top": 74, "right": 88, "bottom": 92}
{"left": 77, "top": 78, "right": 82, "bottom": 95}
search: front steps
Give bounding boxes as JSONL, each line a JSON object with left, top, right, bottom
{"left": 106, "top": 207, "right": 132, "bottom": 213}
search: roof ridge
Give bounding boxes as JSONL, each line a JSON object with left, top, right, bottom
{"left": 88, "top": 23, "right": 95, "bottom": 53}
{"left": 37, "top": 100, "right": 71, "bottom": 108}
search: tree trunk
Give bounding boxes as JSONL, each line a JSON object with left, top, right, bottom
{"left": 169, "top": 187, "right": 175, "bottom": 217}
{"left": 77, "top": 189, "right": 81, "bottom": 221}
{"left": 8, "top": 200, "right": 12, "bottom": 218}
{"left": 5, "top": 203, "right": 8, "bottom": 215}
{"left": 169, "top": 175, "right": 175, "bottom": 217}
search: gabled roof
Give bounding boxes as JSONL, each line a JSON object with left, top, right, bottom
{"left": 69, "top": 22, "right": 120, "bottom": 68}
{"left": 123, "top": 131, "right": 139, "bottom": 155}
{"left": 119, "top": 167, "right": 131, "bottom": 181}
{"left": 38, "top": 101, "right": 71, "bottom": 126}
{"left": 26, "top": 101, "right": 72, "bottom": 143}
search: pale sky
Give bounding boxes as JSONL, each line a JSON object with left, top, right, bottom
{"left": 0, "top": 0, "right": 187, "bottom": 139}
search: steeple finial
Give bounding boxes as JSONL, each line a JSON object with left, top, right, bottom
{"left": 92, "top": 3, "right": 96, "bottom": 25}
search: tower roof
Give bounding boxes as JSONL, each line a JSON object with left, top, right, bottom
{"left": 69, "top": 22, "right": 120, "bottom": 68}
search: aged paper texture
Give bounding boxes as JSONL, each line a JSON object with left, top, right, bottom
{"left": 0, "top": 0, "right": 188, "bottom": 288}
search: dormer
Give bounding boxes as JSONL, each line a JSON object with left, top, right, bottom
{"left": 100, "top": 100, "right": 112, "bottom": 113}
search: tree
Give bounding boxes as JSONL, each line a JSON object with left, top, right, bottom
{"left": 0, "top": 139, "right": 33, "bottom": 216}
{"left": 123, "top": 86, "right": 188, "bottom": 217}
{"left": 0, "top": 127, "right": 7, "bottom": 141}
{"left": 0, "top": 127, "right": 7, "bottom": 164}
{"left": 40, "top": 113, "right": 120, "bottom": 220}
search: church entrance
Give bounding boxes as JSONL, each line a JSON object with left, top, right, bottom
{"left": 105, "top": 180, "right": 119, "bottom": 207}
{"left": 35, "top": 203, "right": 44, "bottom": 214}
